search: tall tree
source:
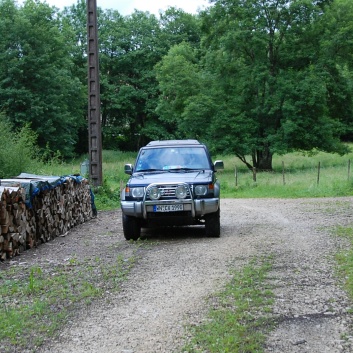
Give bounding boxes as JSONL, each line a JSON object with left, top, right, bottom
{"left": 156, "top": 0, "right": 353, "bottom": 170}
{"left": 98, "top": 10, "right": 162, "bottom": 150}
{"left": 0, "top": 0, "right": 85, "bottom": 158}
{"left": 156, "top": 42, "right": 207, "bottom": 138}
{"left": 99, "top": 8, "right": 201, "bottom": 151}
{"left": 158, "top": 7, "right": 201, "bottom": 49}
{"left": 59, "top": 0, "right": 91, "bottom": 154}
{"left": 317, "top": 0, "right": 353, "bottom": 140}
{"left": 201, "top": 0, "right": 353, "bottom": 170}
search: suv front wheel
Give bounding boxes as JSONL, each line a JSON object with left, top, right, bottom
{"left": 205, "top": 208, "right": 220, "bottom": 238}
{"left": 122, "top": 214, "right": 141, "bottom": 240}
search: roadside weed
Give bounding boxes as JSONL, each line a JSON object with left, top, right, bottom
{"left": 0, "top": 252, "right": 136, "bottom": 352}
{"left": 181, "top": 257, "right": 275, "bottom": 353}
{"left": 334, "top": 226, "right": 353, "bottom": 299}
{"left": 28, "top": 266, "right": 42, "bottom": 293}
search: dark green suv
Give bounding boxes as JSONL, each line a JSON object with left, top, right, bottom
{"left": 120, "top": 140, "right": 224, "bottom": 240}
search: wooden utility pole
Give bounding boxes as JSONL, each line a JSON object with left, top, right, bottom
{"left": 87, "top": 0, "right": 102, "bottom": 186}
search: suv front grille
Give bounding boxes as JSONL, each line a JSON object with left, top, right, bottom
{"left": 146, "top": 184, "right": 191, "bottom": 200}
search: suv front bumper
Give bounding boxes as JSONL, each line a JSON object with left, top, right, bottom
{"left": 121, "top": 197, "right": 220, "bottom": 219}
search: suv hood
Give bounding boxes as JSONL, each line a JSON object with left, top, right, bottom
{"left": 128, "top": 170, "right": 213, "bottom": 186}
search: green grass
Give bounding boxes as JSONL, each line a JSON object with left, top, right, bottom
{"left": 334, "top": 226, "right": 353, "bottom": 306}
{"left": 33, "top": 147, "right": 353, "bottom": 211}
{"left": 181, "top": 257, "right": 275, "bottom": 353}
{"left": 217, "top": 149, "right": 353, "bottom": 198}
{"left": 0, "top": 254, "right": 135, "bottom": 352}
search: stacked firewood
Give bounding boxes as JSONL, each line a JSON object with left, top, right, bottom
{"left": 0, "top": 175, "right": 93, "bottom": 261}
{"left": 0, "top": 185, "right": 35, "bottom": 260}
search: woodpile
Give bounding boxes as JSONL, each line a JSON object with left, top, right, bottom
{"left": 0, "top": 175, "right": 93, "bottom": 261}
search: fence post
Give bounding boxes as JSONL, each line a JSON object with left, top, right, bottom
{"left": 282, "top": 161, "right": 285, "bottom": 185}
{"left": 348, "top": 159, "right": 351, "bottom": 181}
{"left": 317, "top": 162, "right": 321, "bottom": 185}
{"left": 235, "top": 166, "right": 238, "bottom": 187}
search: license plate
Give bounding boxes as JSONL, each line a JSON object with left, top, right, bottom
{"left": 153, "top": 204, "right": 184, "bottom": 212}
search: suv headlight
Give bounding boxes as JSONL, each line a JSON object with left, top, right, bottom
{"left": 194, "top": 185, "right": 208, "bottom": 196}
{"left": 149, "top": 186, "right": 161, "bottom": 200}
{"left": 175, "top": 185, "right": 187, "bottom": 199}
{"left": 131, "top": 187, "right": 144, "bottom": 198}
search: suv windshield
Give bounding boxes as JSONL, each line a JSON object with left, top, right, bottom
{"left": 135, "top": 146, "right": 211, "bottom": 172}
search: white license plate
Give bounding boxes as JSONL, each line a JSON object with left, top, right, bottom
{"left": 153, "top": 204, "right": 184, "bottom": 212}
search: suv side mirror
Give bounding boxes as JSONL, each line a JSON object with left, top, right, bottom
{"left": 214, "top": 160, "right": 224, "bottom": 171}
{"left": 124, "top": 164, "right": 133, "bottom": 175}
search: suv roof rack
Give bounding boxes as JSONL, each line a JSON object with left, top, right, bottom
{"left": 146, "top": 139, "right": 201, "bottom": 147}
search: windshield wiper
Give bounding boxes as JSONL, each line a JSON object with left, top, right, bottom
{"left": 168, "top": 167, "right": 204, "bottom": 172}
{"left": 138, "top": 168, "right": 165, "bottom": 173}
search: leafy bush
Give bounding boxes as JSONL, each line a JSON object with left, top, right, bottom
{"left": 0, "top": 115, "right": 40, "bottom": 178}
{"left": 92, "top": 178, "right": 120, "bottom": 211}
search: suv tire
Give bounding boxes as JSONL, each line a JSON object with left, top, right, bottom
{"left": 205, "top": 208, "right": 220, "bottom": 238}
{"left": 122, "top": 214, "right": 141, "bottom": 241}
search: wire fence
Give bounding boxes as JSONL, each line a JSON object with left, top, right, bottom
{"left": 232, "top": 159, "right": 352, "bottom": 186}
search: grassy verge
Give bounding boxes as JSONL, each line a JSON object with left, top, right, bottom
{"left": 334, "top": 226, "right": 353, "bottom": 306}
{"left": 181, "top": 257, "right": 275, "bottom": 353}
{"left": 0, "top": 251, "right": 136, "bottom": 352}
{"left": 217, "top": 150, "right": 353, "bottom": 198}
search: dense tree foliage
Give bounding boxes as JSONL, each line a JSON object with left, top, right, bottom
{"left": 0, "top": 0, "right": 352, "bottom": 169}
{"left": 59, "top": 0, "right": 90, "bottom": 155}
{"left": 97, "top": 7, "right": 201, "bottom": 150}
{"left": 0, "top": 0, "right": 85, "bottom": 158}
{"left": 157, "top": 0, "right": 353, "bottom": 170}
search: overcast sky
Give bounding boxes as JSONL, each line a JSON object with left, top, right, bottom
{"left": 39, "top": 0, "right": 212, "bottom": 16}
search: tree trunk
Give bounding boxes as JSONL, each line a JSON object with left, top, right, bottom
{"left": 252, "top": 145, "right": 273, "bottom": 171}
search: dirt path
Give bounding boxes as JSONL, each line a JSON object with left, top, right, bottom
{"left": 35, "top": 197, "right": 353, "bottom": 353}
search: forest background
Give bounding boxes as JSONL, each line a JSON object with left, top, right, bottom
{"left": 2, "top": 3, "right": 353, "bottom": 351}
{"left": 0, "top": 0, "right": 353, "bottom": 179}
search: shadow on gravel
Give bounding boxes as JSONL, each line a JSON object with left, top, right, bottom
{"left": 139, "top": 225, "right": 210, "bottom": 242}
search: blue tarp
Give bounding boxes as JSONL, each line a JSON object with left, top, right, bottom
{"left": 0, "top": 173, "right": 96, "bottom": 212}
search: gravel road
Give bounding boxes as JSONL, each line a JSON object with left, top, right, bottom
{"left": 34, "top": 197, "right": 353, "bottom": 353}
